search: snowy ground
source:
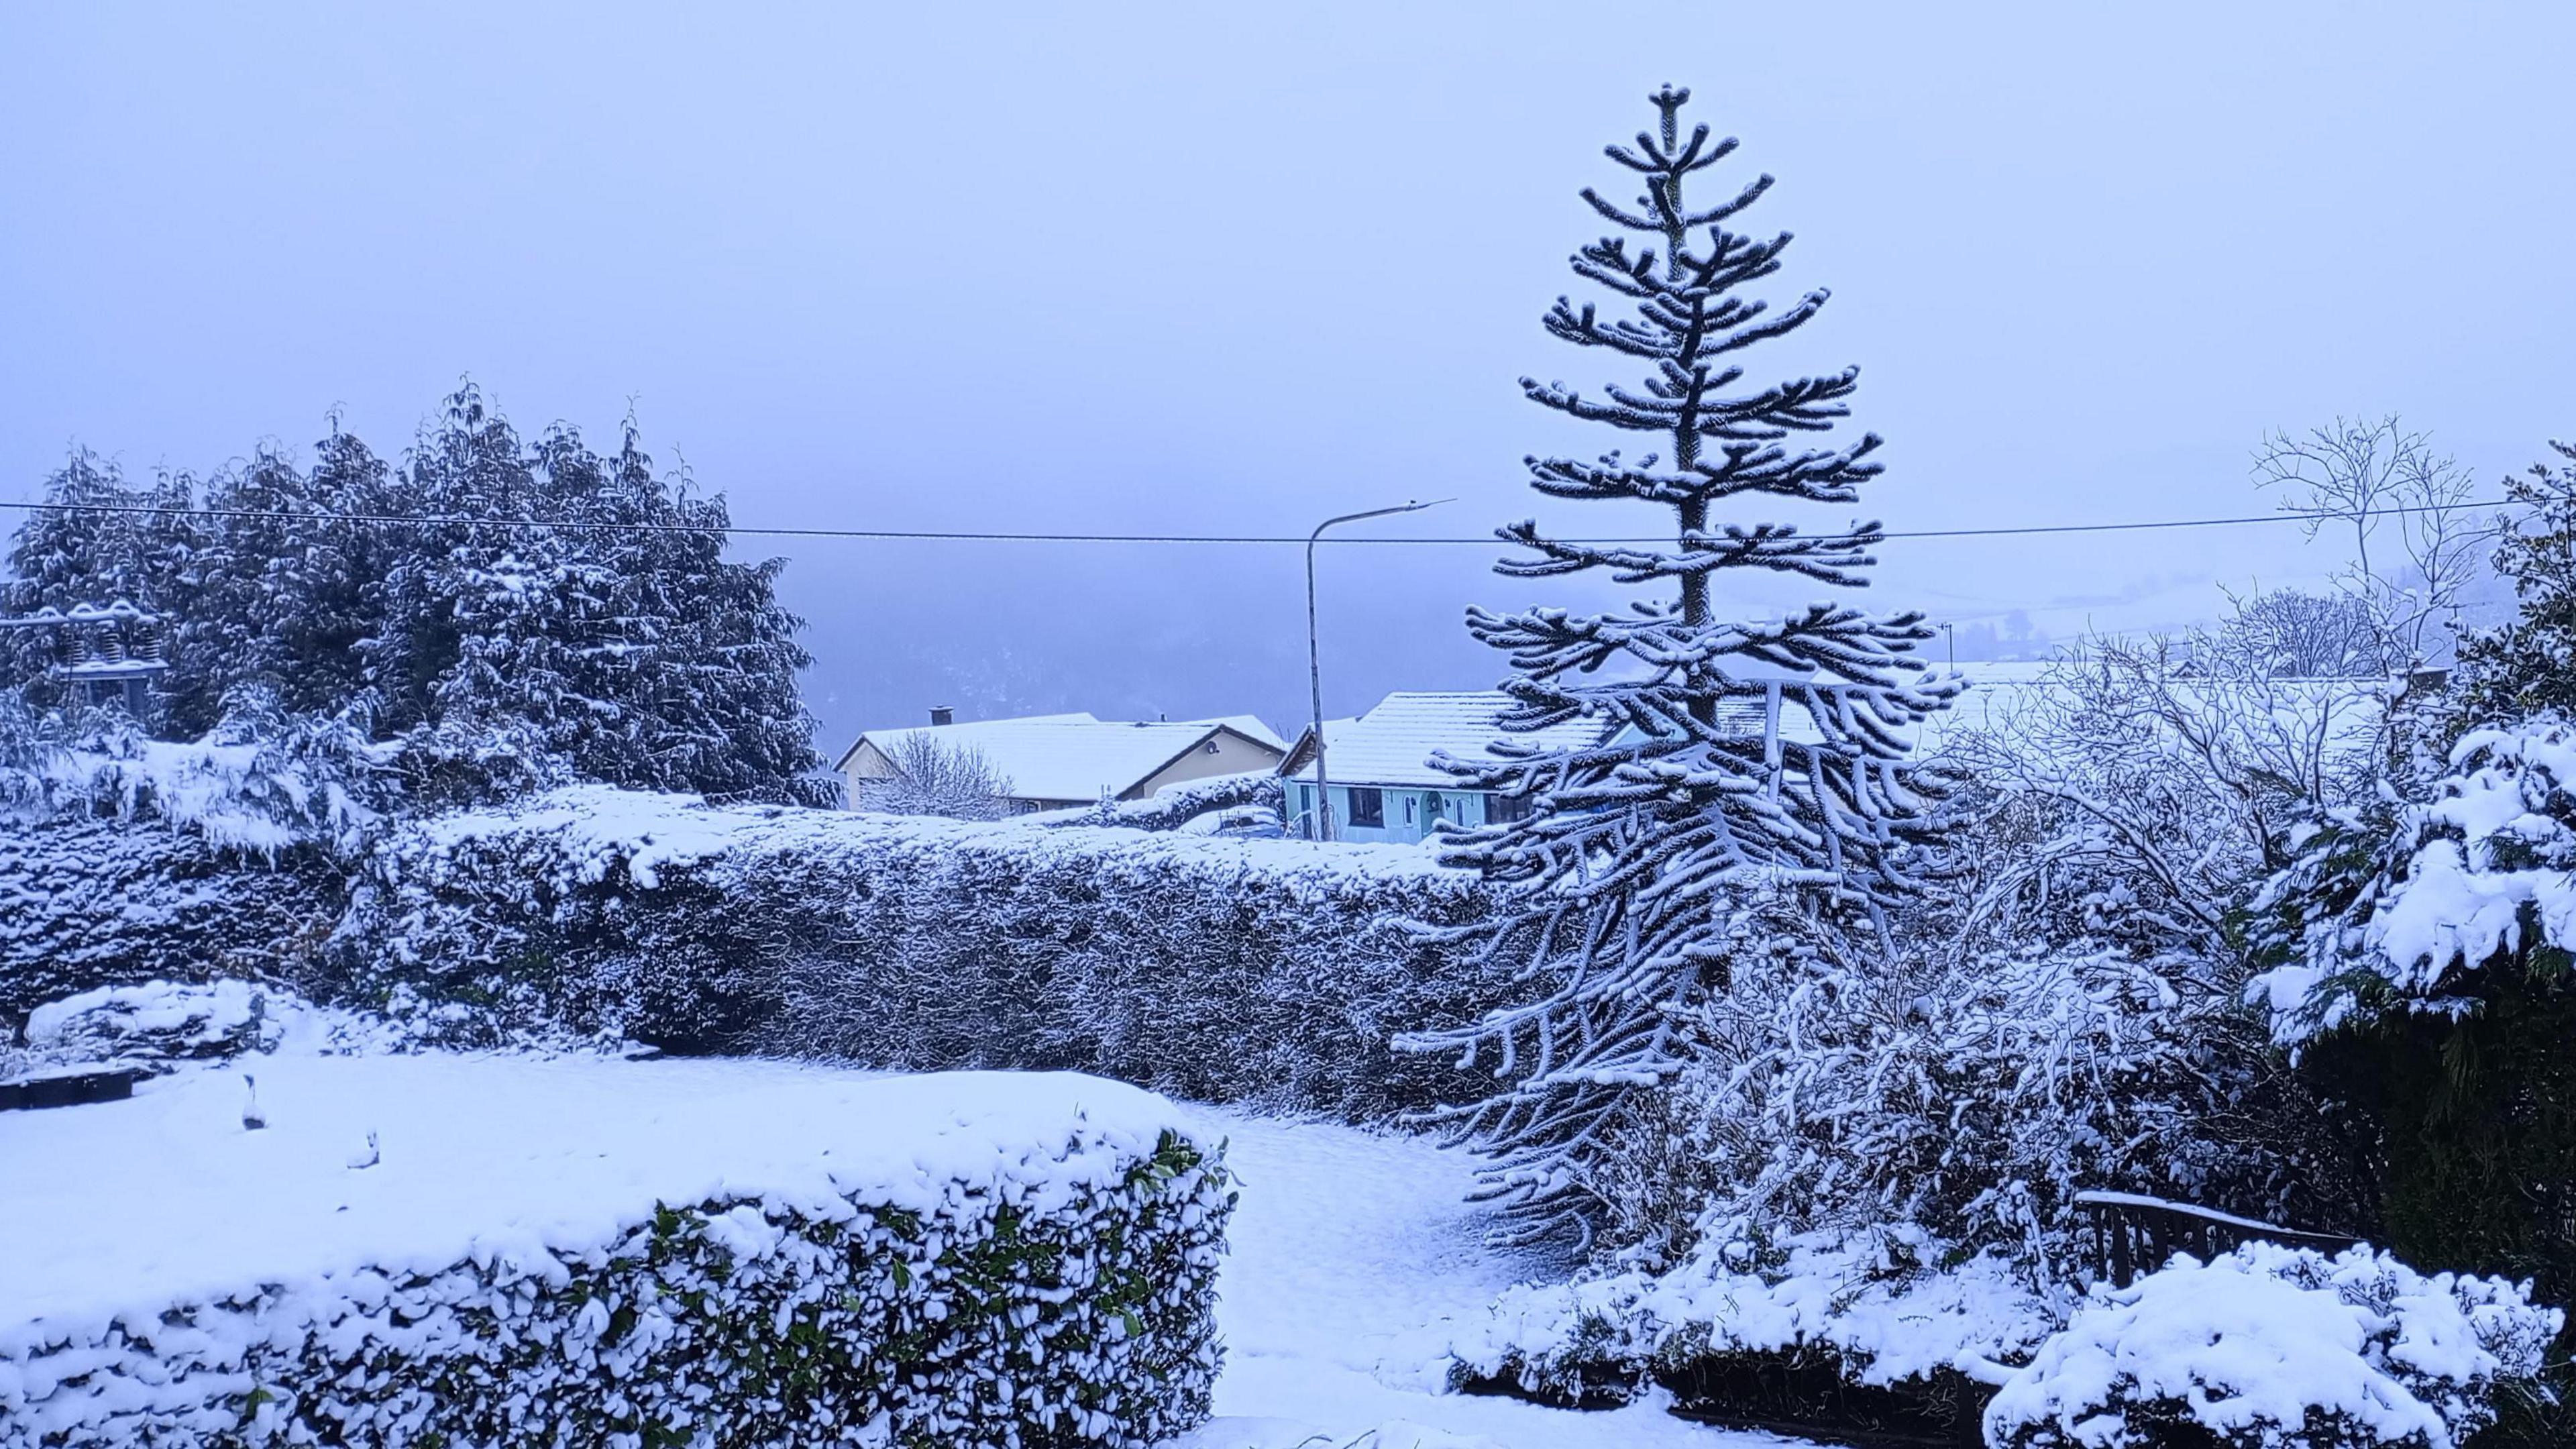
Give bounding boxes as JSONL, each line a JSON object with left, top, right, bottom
{"left": 1172, "top": 1106, "right": 1814, "bottom": 1449}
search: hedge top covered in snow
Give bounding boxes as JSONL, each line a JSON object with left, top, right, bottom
{"left": 403, "top": 782, "right": 1463, "bottom": 893}
{"left": 0, "top": 1053, "right": 1194, "bottom": 1346}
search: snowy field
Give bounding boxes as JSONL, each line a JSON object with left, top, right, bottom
{"left": 1173, "top": 1107, "right": 1813, "bottom": 1449}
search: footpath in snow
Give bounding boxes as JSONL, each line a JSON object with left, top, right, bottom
{"left": 1173, "top": 1108, "right": 1811, "bottom": 1449}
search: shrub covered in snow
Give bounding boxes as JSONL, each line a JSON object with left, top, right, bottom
{"left": 335, "top": 786, "right": 1519, "bottom": 1117}
{"left": 1450, "top": 1226, "right": 2048, "bottom": 1421}
{"left": 1585, "top": 917, "right": 2316, "bottom": 1283}
{"left": 2253, "top": 714, "right": 2576, "bottom": 1046}
{"left": 19, "top": 978, "right": 279, "bottom": 1067}
{"left": 0, "top": 695, "right": 566, "bottom": 1023}
{"left": 1440, "top": 894, "right": 2344, "bottom": 1442}
{"left": 1985, "top": 1242, "right": 2561, "bottom": 1449}
{"left": 0, "top": 1057, "right": 1232, "bottom": 1449}
{"left": 2249, "top": 712, "right": 2576, "bottom": 1309}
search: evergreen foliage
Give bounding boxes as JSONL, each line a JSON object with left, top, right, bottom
{"left": 2455, "top": 441, "right": 2576, "bottom": 724}
{"left": 2251, "top": 714, "right": 2576, "bottom": 1309}
{"left": 1400, "top": 86, "right": 1957, "bottom": 1240}
{"left": 0, "top": 385, "right": 825, "bottom": 802}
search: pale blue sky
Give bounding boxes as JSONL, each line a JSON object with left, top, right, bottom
{"left": 4, "top": 2, "right": 2569, "bottom": 742}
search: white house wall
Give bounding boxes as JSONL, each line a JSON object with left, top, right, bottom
{"left": 1132, "top": 729, "right": 1287, "bottom": 800}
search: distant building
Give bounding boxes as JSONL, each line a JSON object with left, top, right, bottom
{"left": 1278, "top": 678, "right": 1985, "bottom": 845}
{"left": 834, "top": 710, "right": 1287, "bottom": 814}
{"left": 1277, "top": 692, "right": 1626, "bottom": 845}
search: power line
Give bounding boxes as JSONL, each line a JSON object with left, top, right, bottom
{"left": 0, "top": 495, "right": 2518, "bottom": 547}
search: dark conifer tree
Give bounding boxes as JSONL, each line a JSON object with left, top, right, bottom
{"left": 2455, "top": 441, "right": 2576, "bottom": 724}
{"left": 4, "top": 385, "right": 824, "bottom": 802}
{"left": 1401, "top": 87, "right": 1957, "bottom": 1238}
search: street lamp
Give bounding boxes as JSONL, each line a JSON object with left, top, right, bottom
{"left": 1305, "top": 498, "right": 1448, "bottom": 841}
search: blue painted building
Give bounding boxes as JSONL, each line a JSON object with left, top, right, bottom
{"left": 1276, "top": 692, "right": 1623, "bottom": 845}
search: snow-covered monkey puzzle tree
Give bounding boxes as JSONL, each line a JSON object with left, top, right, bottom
{"left": 1401, "top": 86, "right": 1957, "bottom": 1240}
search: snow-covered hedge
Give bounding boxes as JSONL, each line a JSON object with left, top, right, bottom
{"left": 21, "top": 977, "right": 280, "bottom": 1067}
{"left": 0, "top": 698, "right": 545, "bottom": 1024}
{"left": 0, "top": 814, "right": 337, "bottom": 1024}
{"left": 1986, "top": 1242, "right": 2560, "bottom": 1449}
{"left": 336, "top": 786, "right": 1516, "bottom": 1117}
{"left": 0, "top": 1056, "right": 1232, "bottom": 1448}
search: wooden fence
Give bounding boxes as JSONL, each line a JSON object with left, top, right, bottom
{"left": 2073, "top": 1189, "right": 2361, "bottom": 1288}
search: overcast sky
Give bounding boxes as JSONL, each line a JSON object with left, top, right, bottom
{"left": 5, "top": 2, "right": 2569, "bottom": 745}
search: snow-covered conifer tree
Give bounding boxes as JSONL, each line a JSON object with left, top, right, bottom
{"left": 1401, "top": 86, "right": 1957, "bottom": 1238}
{"left": 2455, "top": 441, "right": 2576, "bottom": 724}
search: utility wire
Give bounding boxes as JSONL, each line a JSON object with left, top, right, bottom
{"left": 0, "top": 496, "right": 2518, "bottom": 547}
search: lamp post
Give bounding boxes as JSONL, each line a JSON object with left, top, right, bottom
{"left": 1305, "top": 499, "right": 1447, "bottom": 841}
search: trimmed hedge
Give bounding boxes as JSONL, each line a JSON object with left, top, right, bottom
{"left": 0, "top": 814, "right": 341, "bottom": 1026}
{"left": 334, "top": 787, "right": 1520, "bottom": 1118}
{"left": 0, "top": 1116, "right": 1230, "bottom": 1449}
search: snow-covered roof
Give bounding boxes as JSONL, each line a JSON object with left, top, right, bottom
{"left": 1186, "top": 715, "right": 1288, "bottom": 752}
{"left": 839, "top": 714, "right": 1284, "bottom": 803}
{"left": 1280, "top": 692, "right": 1624, "bottom": 788}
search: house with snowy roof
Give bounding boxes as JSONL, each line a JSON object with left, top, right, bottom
{"left": 1277, "top": 678, "right": 1968, "bottom": 845}
{"left": 835, "top": 709, "right": 1287, "bottom": 814}
{"left": 1276, "top": 692, "right": 1629, "bottom": 845}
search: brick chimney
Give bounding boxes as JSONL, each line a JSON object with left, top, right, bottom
{"left": 928, "top": 704, "right": 955, "bottom": 727}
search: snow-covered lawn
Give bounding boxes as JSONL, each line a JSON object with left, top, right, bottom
{"left": 1175, "top": 1107, "right": 1815, "bottom": 1449}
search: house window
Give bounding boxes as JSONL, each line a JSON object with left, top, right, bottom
{"left": 1485, "top": 792, "right": 1534, "bottom": 824}
{"left": 1346, "top": 787, "right": 1385, "bottom": 828}
{"left": 1423, "top": 792, "right": 1444, "bottom": 825}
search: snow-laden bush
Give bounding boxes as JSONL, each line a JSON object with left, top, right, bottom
{"left": 0, "top": 696, "right": 568, "bottom": 1023}
{"left": 2253, "top": 714, "right": 2576, "bottom": 1046}
{"left": 0, "top": 814, "right": 336, "bottom": 1024}
{"left": 2247, "top": 711, "right": 2576, "bottom": 1328}
{"left": 11, "top": 978, "right": 433, "bottom": 1069}
{"left": 20, "top": 978, "right": 278, "bottom": 1067}
{"left": 0, "top": 1058, "right": 1232, "bottom": 1449}
{"left": 336, "top": 786, "right": 1517, "bottom": 1117}
{"left": 1591, "top": 924, "right": 2306, "bottom": 1281}
{"left": 1442, "top": 910, "right": 2337, "bottom": 1441}
{"left": 1450, "top": 1226, "right": 2049, "bottom": 1413}
{"left": 0, "top": 690, "right": 380, "bottom": 853}
{"left": 1986, "top": 1243, "right": 2561, "bottom": 1449}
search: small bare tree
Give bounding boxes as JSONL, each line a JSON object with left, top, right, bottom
{"left": 1955, "top": 612, "right": 2387, "bottom": 955}
{"left": 2253, "top": 415, "right": 2485, "bottom": 663}
{"left": 861, "top": 733, "right": 1014, "bottom": 820}
{"left": 2216, "top": 586, "right": 2394, "bottom": 678}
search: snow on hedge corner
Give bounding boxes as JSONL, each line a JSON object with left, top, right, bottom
{"left": 0, "top": 1057, "right": 1232, "bottom": 1448}
{"left": 1984, "top": 1242, "right": 2559, "bottom": 1449}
